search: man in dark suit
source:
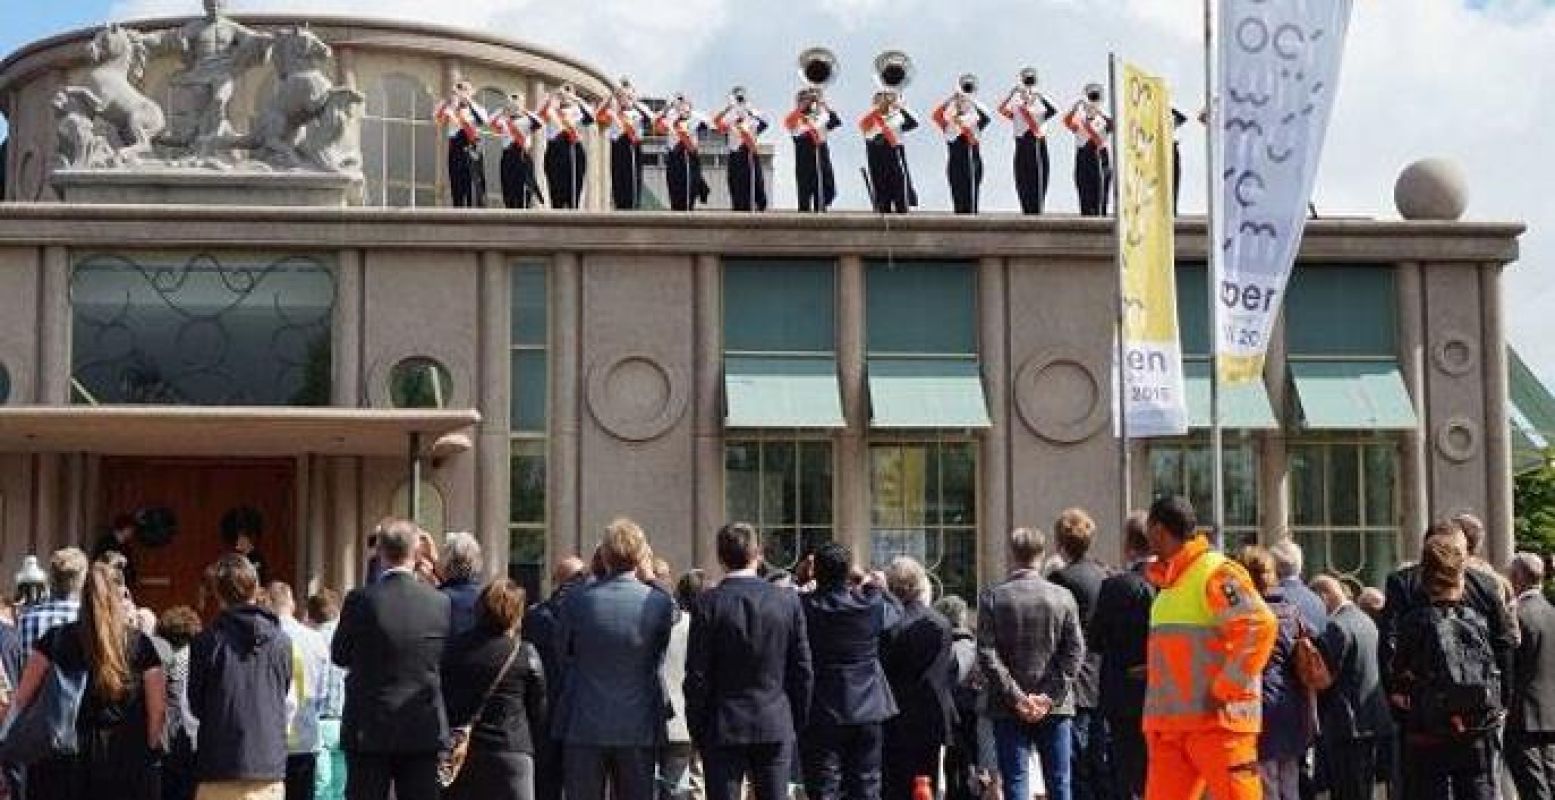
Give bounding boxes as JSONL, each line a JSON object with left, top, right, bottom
{"left": 1311, "top": 575, "right": 1392, "bottom": 800}
{"left": 684, "top": 523, "right": 813, "bottom": 800}
{"left": 555, "top": 519, "right": 676, "bottom": 800}
{"left": 978, "top": 527, "right": 1085, "bottom": 800}
{"left": 1377, "top": 520, "right": 1517, "bottom": 799}
{"left": 1508, "top": 552, "right": 1555, "bottom": 800}
{"left": 880, "top": 555, "right": 956, "bottom": 800}
{"left": 1047, "top": 508, "right": 1112, "bottom": 800}
{"left": 1090, "top": 511, "right": 1155, "bottom": 800}
{"left": 522, "top": 555, "right": 587, "bottom": 800}
{"left": 331, "top": 519, "right": 452, "bottom": 800}
{"left": 801, "top": 542, "right": 901, "bottom": 800}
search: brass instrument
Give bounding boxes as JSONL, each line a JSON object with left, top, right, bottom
{"left": 798, "top": 46, "right": 839, "bottom": 88}
{"left": 958, "top": 72, "right": 978, "bottom": 95}
{"left": 1019, "top": 67, "right": 1039, "bottom": 88}
{"left": 874, "top": 49, "right": 913, "bottom": 91}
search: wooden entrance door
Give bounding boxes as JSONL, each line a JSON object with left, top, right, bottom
{"left": 99, "top": 458, "right": 296, "bottom": 613}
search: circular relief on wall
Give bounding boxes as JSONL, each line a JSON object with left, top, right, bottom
{"left": 1015, "top": 350, "right": 1109, "bottom": 444}
{"left": 1435, "top": 417, "right": 1479, "bottom": 464}
{"left": 389, "top": 357, "right": 455, "bottom": 409}
{"left": 586, "top": 353, "right": 688, "bottom": 443}
{"left": 1431, "top": 334, "right": 1478, "bottom": 377}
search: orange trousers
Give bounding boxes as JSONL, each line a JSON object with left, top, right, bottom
{"left": 1144, "top": 729, "right": 1261, "bottom": 800}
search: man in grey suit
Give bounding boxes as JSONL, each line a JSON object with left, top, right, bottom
{"left": 1508, "top": 552, "right": 1555, "bottom": 800}
{"left": 555, "top": 518, "right": 676, "bottom": 800}
{"left": 977, "top": 527, "right": 1084, "bottom": 800}
{"left": 1311, "top": 575, "right": 1392, "bottom": 800}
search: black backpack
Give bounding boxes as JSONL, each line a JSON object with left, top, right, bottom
{"left": 1400, "top": 602, "right": 1502, "bottom": 737}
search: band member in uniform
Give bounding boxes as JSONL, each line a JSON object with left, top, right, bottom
{"left": 491, "top": 92, "right": 545, "bottom": 209}
{"left": 859, "top": 89, "right": 918, "bottom": 214}
{"left": 785, "top": 88, "right": 841, "bottom": 212}
{"left": 539, "top": 84, "right": 594, "bottom": 209}
{"left": 433, "top": 80, "right": 489, "bottom": 208}
{"left": 595, "top": 78, "right": 652, "bottom": 210}
{"left": 1063, "top": 82, "right": 1113, "bottom": 216}
{"left": 999, "top": 68, "right": 1059, "bottom": 214}
{"left": 654, "top": 93, "right": 712, "bottom": 212}
{"left": 931, "top": 76, "right": 992, "bottom": 214}
{"left": 713, "top": 87, "right": 769, "bottom": 212}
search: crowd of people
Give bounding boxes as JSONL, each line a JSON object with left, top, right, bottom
{"left": 0, "top": 500, "right": 1549, "bottom": 800}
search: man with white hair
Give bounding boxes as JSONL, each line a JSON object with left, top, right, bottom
{"left": 1506, "top": 552, "right": 1555, "bottom": 800}
{"left": 1268, "top": 537, "right": 1328, "bottom": 634}
{"left": 439, "top": 531, "right": 484, "bottom": 638}
{"left": 881, "top": 556, "right": 956, "bottom": 800}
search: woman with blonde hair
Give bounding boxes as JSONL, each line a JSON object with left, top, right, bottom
{"left": 9, "top": 563, "right": 166, "bottom": 800}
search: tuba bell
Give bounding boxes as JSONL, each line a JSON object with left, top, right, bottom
{"left": 1018, "top": 67, "right": 1039, "bottom": 88}
{"left": 957, "top": 72, "right": 978, "bottom": 95}
{"left": 874, "top": 50, "right": 913, "bottom": 91}
{"left": 798, "top": 47, "right": 839, "bottom": 88}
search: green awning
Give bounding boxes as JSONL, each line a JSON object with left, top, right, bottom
{"left": 1510, "top": 347, "right": 1555, "bottom": 472}
{"left": 724, "top": 356, "right": 845, "bottom": 429}
{"left": 1183, "top": 361, "right": 1279, "bottom": 430}
{"left": 868, "top": 359, "right": 991, "bottom": 429}
{"left": 1290, "top": 360, "right": 1418, "bottom": 431}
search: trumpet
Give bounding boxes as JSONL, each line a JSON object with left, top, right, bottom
{"left": 731, "top": 85, "right": 748, "bottom": 105}
{"left": 957, "top": 72, "right": 978, "bottom": 95}
{"left": 874, "top": 49, "right": 913, "bottom": 91}
{"left": 1019, "top": 67, "right": 1039, "bottom": 88}
{"left": 798, "top": 46, "right": 839, "bottom": 88}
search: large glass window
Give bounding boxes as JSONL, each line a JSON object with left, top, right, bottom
{"left": 725, "top": 438, "right": 834, "bottom": 571}
{"left": 1149, "top": 438, "right": 1260, "bottom": 549}
{"left": 476, "top": 87, "right": 509, "bottom": 207}
{"left": 509, "top": 264, "right": 548, "bottom": 600}
{"left": 362, "top": 74, "right": 437, "bottom": 208}
{"left": 869, "top": 440, "right": 978, "bottom": 602}
{"left": 71, "top": 253, "right": 334, "bottom": 405}
{"left": 1288, "top": 440, "right": 1400, "bottom": 588}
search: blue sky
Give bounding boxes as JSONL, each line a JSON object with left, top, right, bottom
{"left": 4, "top": 0, "right": 1555, "bottom": 383}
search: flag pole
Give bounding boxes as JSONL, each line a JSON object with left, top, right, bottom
{"left": 1109, "top": 53, "right": 1132, "bottom": 533}
{"left": 1204, "top": 0, "right": 1226, "bottom": 547}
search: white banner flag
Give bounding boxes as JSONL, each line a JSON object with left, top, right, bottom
{"left": 1214, "top": 0, "right": 1354, "bottom": 384}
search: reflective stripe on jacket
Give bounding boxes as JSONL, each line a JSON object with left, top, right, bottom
{"left": 1142, "top": 536, "right": 1277, "bottom": 734}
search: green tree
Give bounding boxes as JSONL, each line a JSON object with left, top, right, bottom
{"left": 1514, "top": 464, "right": 1555, "bottom": 555}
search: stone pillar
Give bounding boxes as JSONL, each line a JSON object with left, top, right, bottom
{"left": 837, "top": 255, "right": 870, "bottom": 560}
{"left": 1481, "top": 264, "right": 1514, "bottom": 565}
{"left": 478, "top": 252, "right": 512, "bottom": 574}
{"left": 693, "top": 255, "right": 724, "bottom": 573}
{"left": 333, "top": 249, "right": 363, "bottom": 406}
{"left": 978, "top": 257, "right": 1010, "bottom": 582}
{"left": 438, "top": 59, "right": 459, "bottom": 207}
{"left": 306, "top": 454, "right": 328, "bottom": 595}
{"left": 1260, "top": 311, "right": 1290, "bottom": 540}
{"left": 1397, "top": 262, "right": 1430, "bottom": 554}
{"left": 37, "top": 245, "right": 70, "bottom": 404}
{"left": 549, "top": 253, "right": 581, "bottom": 559}
{"left": 529, "top": 79, "right": 550, "bottom": 203}
{"left": 329, "top": 457, "right": 361, "bottom": 590}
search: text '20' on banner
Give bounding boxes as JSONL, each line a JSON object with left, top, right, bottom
{"left": 1118, "top": 61, "right": 1187, "bottom": 439}
{"left": 1214, "top": 0, "right": 1355, "bottom": 385}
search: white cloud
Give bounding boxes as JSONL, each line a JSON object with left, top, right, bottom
{"left": 104, "top": 0, "right": 1555, "bottom": 383}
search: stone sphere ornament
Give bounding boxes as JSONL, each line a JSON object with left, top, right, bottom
{"left": 1395, "top": 158, "right": 1468, "bottom": 221}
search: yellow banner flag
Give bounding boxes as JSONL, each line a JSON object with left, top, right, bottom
{"left": 1118, "top": 62, "right": 1187, "bottom": 437}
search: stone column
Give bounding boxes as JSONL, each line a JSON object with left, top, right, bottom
{"left": 333, "top": 249, "right": 363, "bottom": 406}
{"left": 693, "top": 255, "right": 724, "bottom": 573}
{"left": 978, "top": 257, "right": 1010, "bottom": 581}
{"left": 1481, "top": 264, "right": 1514, "bottom": 565}
{"left": 329, "top": 457, "right": 361, "bottom": 590}
{"left": 837, "top": 256, "right": 870, "bottom": 560}
{"left": 438, "top": 59, "right": 459, "bottom": 207}
{"left": 37, "top": 245, "right": 70, "bottom": 404}
{"left": 1397, "top": 262, "right": 1430, "bottom": 555}
{"left": 549, "top": 253, "right": 582, "bottom": 559}
{"left": 306, "top": 454, "right": 328, "bottom": 595}
{"left": 478, "top": 252, "right": 512, "bottom": 573}
{"left": 529, "top": 79, "right": 550, "bottom": 203}
{"left": 1260, "top": 311, "right": 1290, "bottom": 539}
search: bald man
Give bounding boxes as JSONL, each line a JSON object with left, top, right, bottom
{"left": 523, "top": 555, "right": 589, "bottom": 800}
{"left": 1309, "top": 575, "right": 1390, "bottom": 800}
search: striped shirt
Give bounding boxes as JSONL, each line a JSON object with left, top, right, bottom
{"left": 18, "top": 598, "right": 79, "bottom": 651}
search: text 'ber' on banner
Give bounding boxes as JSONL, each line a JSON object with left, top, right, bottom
{"left": 1118, "top": 61, "right": 1188, "bottom": 438}
{"left": 1214, "top": 0, "right": 1355, "bottom": 385}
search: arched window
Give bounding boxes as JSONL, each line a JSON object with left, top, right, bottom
{"left": 476, "top": 87, "right": 510, "bottom": 207}
{"left": 361, "top": 74, "right": 436, "bottom": 207}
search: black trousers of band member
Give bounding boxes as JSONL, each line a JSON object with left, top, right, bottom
{"left": 728, "top": 145, "right": 767, "bottom": 212}
{"left": 609, "top": 136, "right": 643, "bottom": 210}
{"left": 1173, "top": 141, "right": 1183, "bottom": 215}
{"left": 544, "top": 137, "right": 587, "bottom": 209}
{"left": 1014, "top": 132, "right": 1050, "bottom": 214}
{"left": 448, "top": 141, "right": 485, "bottom": 208}
{"left": 1075, "top": 142, "right": 1112, "bottom": 216}
{"left": 501, "top": 146, "right": 539, "bottom": 209}
{"left": 946, "top": 138, "right": 983, "bottom": 215}
{"left": 802, "top": 722, "right": 884, "bottom": 800}
{"left": 794, "top": 138, "right": 837, "bottom": 212}
{"left": 705, "top": 742, "right": 791, "bottom": 800}
{"left": 866, "top": 139, "right": 910, "bottom": 214}
{"left": 666, "top": 143, "right": 710, "bottom": 212}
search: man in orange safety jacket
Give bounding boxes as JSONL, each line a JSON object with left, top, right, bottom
{"left": 1141, "top": 496, "right": 1277, "bottom": 800}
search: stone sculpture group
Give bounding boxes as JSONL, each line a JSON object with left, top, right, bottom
{"left": 53, "top": 0, "right": 363, "bottom": 175}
